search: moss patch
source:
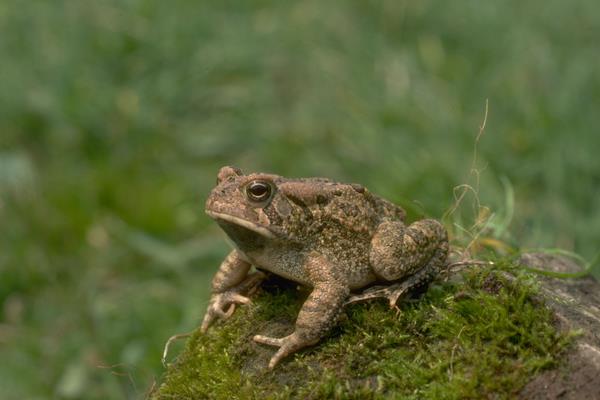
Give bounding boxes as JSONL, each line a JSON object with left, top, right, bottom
{"left": 152, "top": 262, "right": 571, "bottom": 399}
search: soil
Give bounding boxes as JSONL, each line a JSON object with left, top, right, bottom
{"left": 518, "top": 253, "right": 600, "bottom": 400}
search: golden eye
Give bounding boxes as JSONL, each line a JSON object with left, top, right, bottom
{"left": 246, "top": 180, "right": 272, "bottom": 202}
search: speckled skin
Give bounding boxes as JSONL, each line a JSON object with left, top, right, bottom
{"left": 202, "top": 166, "right": 448, "bottom": 369}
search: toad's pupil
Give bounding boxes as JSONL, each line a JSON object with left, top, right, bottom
{"left": 251, "top": 184, "right": 266, "bottom": 195}
{"left": 247, "top": 182, "right": 270, "bottom": 200}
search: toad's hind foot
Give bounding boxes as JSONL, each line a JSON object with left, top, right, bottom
{"left": 345, "top": 262, "right": 438, "bottom": 308}
{"left": 345, "top": 282, "right": 410, "bottom": 308}
{"left": 253, "top": 333, "right": 316, "bottom": 369}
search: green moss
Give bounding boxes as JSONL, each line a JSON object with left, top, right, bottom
{"left": 153, "top": 261, "right": 571, "bottom": 399}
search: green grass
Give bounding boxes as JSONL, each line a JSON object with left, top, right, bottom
{"left": 0, "top": 0, "right": 599, "bottom": 398}
{"left": 153, "top": 262, "right": 572, "bottom": 399}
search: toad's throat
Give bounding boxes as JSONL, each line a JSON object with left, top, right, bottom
{"left": 206, "top": 210, "right": 276, "bottom": 239}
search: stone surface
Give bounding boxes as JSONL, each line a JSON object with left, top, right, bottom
{"left": 518, "top": 253, "right": 600, "bottom": 400}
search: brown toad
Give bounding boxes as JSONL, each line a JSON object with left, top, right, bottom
{"left": 202, "top": 166, "right": 448, "bottom": 369}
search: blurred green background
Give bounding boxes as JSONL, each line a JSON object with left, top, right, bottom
{"left": 1, "top": 0, "right": 599, "bottom": 398}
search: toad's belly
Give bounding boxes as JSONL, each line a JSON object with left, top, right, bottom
{"left": 347, "top": 267, "right": 378, "bottom": 290}
{"left": 239, "top": 244, "right": 377, "bottom": 290}
{"left": 239, "top": 244, "right": 312, "bottom": 286}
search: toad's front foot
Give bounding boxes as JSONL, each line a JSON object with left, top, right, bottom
{"left": 253, "top": 332, "right": 317, "bottom": 369}
{"left": 201, "top": 271, "right": 265, "bottom": 332}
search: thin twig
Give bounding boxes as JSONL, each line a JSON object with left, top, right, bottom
{"left": 448, "top": 325, "right": 466, "bottom": 380}
{"left": 442, "top": 99, "right": 491, "bottom": 253}
{"left": 162, "top": 331, "right": 194, "bottom": 367}
{"left": 144, "top": 378, "right": 157, "bottom": 400}
{"left": 96, "top": 363, "right": 137, "bottom": 394}
{"left": 442, "top": 259, "right": 495, "bottom": 280}
{"left": 447, "top": 260, "right": 495, "bottom": 269}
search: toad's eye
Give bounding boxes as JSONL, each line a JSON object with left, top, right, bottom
{"left": 245, "top": 180, "right": 273, "bottom": 203}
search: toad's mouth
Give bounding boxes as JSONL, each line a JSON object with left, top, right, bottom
{"left": 206, "top": 210, "right": 275, "bottom": 239}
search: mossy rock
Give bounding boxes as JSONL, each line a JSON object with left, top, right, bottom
{"left": 151, "top": 259, "right": 580, "bottom": 399}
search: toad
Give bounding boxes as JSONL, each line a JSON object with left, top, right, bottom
{"left": 202, "top": 166, "right": 448, "bottom": 369}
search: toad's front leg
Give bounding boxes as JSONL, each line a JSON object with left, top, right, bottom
{"left": 253, "top": 255, "right": 349, "bottom": 369}
{"left": 201, "top": 250, "right": 265, "bottom": 332}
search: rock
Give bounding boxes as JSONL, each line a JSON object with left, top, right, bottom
{"left": 518, "top": 252, "right": 600, "bottom": 400}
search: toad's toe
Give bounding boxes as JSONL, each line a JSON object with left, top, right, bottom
{"left": 253, "top": 334, "right": 285, "bottom": 347}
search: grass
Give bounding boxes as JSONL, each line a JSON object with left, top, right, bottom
{"left": 153, "top": 261, "right": 572, "bottom": 399}
{"left": 0, "top": 0, "right": 599, "bottom": 398}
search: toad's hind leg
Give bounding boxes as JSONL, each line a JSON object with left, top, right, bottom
{"left": 370, "top": 219, "right": 448, "bottom": 281}
{"left": 346, "top": 261, "right": 438, "bottom": 307}
{"left": 359, "top": 219, "right": 448, "bottom": 306}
